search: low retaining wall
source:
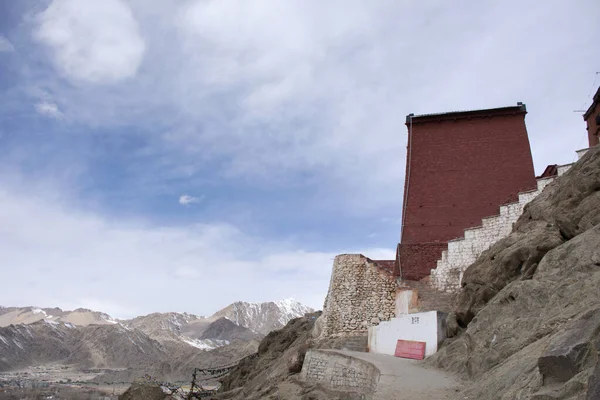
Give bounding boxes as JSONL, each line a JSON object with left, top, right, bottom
{"left": 368, "top": 311, "right": 446, "bottom": 358}
{"left": 300, "top": 349, "right": 380, "bottom": 395}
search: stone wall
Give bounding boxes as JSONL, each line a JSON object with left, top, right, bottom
{"left": 300, "top": 349, "right": 380, "bottom": 395}
{"left": 430, "top": 149, "right": 590, "bottom": 292}
{"left": 319, "top": 254, "right": 396, "bottom": 338}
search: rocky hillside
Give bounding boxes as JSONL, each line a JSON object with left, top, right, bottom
{"left": 430, "top": 145, "right": 600, "bottom": 399}
{"left": 213, "top": 298, "right": 314, "bottom": 335}
{"left": 217, "top": 312, "right": 320, "bottom": 399}
{"left": 0, "top": 320, "right": 167, "bottom": 372}
{"left": 212, "top": 311, "right": 363, "bottom": 400}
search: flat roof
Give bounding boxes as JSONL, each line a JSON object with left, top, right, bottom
{"left": 406, "top": 103, "right": 527, "bottom": 124}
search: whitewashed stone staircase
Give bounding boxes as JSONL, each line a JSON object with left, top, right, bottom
{"left": 430, "top": 148, "right": 590, "bottom": 292}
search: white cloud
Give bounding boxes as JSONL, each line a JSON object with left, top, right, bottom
{"left": 179, "top": 194, "right": 204, "bottom": 206}
{"left": 34, "top": 0, "right": 145, "bottom": 84}
{"left": 0, "top": 177, "right": 392, "bottom": 318}
{"left": 24, "top": 0, "right": 599, "bottom": 215}
{"left": 0, "top": 36, "right": 14, "bottom": 52}
{"left": 35, "top": 101, "right": 63, "bottom": 119}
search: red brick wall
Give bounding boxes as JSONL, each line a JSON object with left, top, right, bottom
{"left": 584, "top": 93, "right": 600, "bottom": 147}
{"left": 399, "top": 108, "right": 536, "bottom": 280}
{"left": 399, "top": 243, "right": 447, "bottom": 281}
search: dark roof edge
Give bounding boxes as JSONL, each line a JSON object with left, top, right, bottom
{"left": 405, "top": 103, "right": 527, "bottom": 125}
{"left": 583, "top": 86, "right": 600, "bottom": 120}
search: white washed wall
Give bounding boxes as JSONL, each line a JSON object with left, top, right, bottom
{"left": 430, "top": 174, "right": 564, "bottom": 292}
{"left": 367, "top": 311, "right": 445, "bottom": 358}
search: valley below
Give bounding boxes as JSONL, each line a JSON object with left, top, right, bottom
{"left": 0, "top": 299, "right": 313, "bottom": 399}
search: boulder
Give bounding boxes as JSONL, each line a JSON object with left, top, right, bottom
{"left": 119, "top": 382, "right": 169, "bottom": 400}
{"left": 287, "top": 344, "right": 309, "bottom": 373}
{"left": 537, "top": 309, "right": 600, "bottom": 383}
{"left": 445, "top": 312, "right": 459, "bottom": 338}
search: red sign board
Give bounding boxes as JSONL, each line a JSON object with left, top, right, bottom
{"left": 394, "top": 340, "right": 426, "bottom": 360}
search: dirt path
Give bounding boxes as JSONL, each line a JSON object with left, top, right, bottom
{"left": 334, "top": 350, "right": 461, "bottom": 400}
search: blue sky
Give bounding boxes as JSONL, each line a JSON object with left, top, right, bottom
{"left": 0, "top": 0, "right": 598, "bottom": 318}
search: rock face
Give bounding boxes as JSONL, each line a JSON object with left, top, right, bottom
{"left": 587, "top": 361, "right": 600, "bottom": 400}
{"left": 537, "top": 309, "right": 600, "bottom": 384}
{"left": 430, "top": 145, "right": 600, "bottom": 399}
{"left": 319, "top": 254, "right": 396, "bottom": 338}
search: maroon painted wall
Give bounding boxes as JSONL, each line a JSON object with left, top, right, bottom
{"left": 399, "top": 106, "right": 537, "bottom": 280}
{"left": 584, "top": 86, "right": 600, "bottom": 147}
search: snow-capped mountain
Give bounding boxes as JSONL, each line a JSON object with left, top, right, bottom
{"left": 0, "top": 298, "right": 311, "bottom": 383}
{"left": 0, "top": 298, "right": 312, "bottom": 355}
{"left": 125, "top": 311, "right": 201, "bottom": 337}
{"left": 212, "top": 298, "right": 314, "bottom": 335}
{"left": 0, "top": 306, "right": 117, "bottom": 327}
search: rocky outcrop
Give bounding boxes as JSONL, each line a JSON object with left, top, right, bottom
{"left": 118, "top": 381, "right": 170, "bottom": 400}
{"left": 217, "top": 312, "right": 321, "bottom": 399}
{"left": 430, "top": 145, "right": 600, "bottom": 399}
{"left": 537, "top": 309, "right": 600, "bottom": 384}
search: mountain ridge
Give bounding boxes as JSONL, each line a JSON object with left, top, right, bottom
{"left": 0, "top": 298, "right": 314, "bottom": 383}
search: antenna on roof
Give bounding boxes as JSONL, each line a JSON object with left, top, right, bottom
{"left": 579, "top": 71, "right": 600, "bottom": 111}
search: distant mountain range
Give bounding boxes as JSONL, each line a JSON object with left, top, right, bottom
{"left": 0, "top": 299, "right": 313, "bottom": 382}
{"left": 0, "top": 306, "right": 118, "bottom": 327}
{"left": 213, "top": 299, "right": 313, "bottom": 335}
{"left": 0, "top": 298, "right": 313, "bottom": 336}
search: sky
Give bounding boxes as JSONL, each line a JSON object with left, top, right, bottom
{"left": 0, "top": 0, "right": 598, "bottom": 319}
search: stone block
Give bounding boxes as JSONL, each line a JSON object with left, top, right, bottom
{"left": 300, "top": 350, "right": 380, "bottom": 394}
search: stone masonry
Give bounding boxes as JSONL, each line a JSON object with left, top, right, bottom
{"left": 319, "top": 255, "right": 396, "bottom": 338}
{"left": 300, "top": 349, "right": 380, "bottom": 395}
{"left": 430, "top": 148, "right": 589, "bottom": 292}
